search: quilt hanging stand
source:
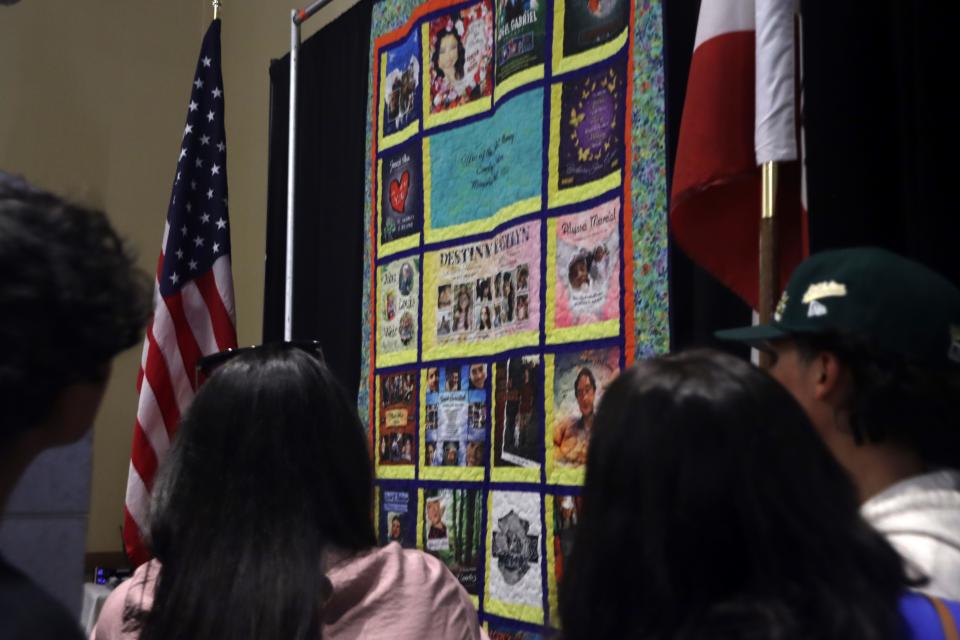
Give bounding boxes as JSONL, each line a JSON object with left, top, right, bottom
{"left": 285, "top": 0, "right": 336, "bottom": 340}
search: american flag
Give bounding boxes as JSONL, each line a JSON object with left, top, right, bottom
{"left": 123, "top": 19, "right": 237, "bottom": 566}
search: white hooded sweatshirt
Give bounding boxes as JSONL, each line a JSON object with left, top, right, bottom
{"left": 861, "top": 469, "right": 960, "bottom": 600}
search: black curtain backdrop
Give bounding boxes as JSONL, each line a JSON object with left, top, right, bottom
{"left": 264, "top": 0, "right": 373, "bottom": 396}
{"left": 801, "top": 1, "right": 960, "bottom": 287}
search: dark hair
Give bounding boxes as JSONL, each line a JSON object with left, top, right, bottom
{"left": 432, "top": 27, "right": 465, "bottom": 80}
{"left": 560, "top": 349, "right": 910, "bottom": 640}
{"left": 792, "top": 332, "right": 960, "bottom": 467}
{"left": 574, "top": 367, "right": 596, "bottom": 394}
{"left": 0, "top": 175, "right": 150, "bottom": 442}
{"left": 132, "top": 346, "right": 376, "bottom": 640}
{"left": 568, "top": 257, "right": 584, "bottom": 280}
{"left": 503, "top": 277, "right": 515, "bottom": 319}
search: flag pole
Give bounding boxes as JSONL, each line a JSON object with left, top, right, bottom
{"left": 758, "top": 161, "right": 779, "bottom": 368}
{"left": 285, "top": 0, "right": 335, "bottom": 341}
{"left": 212, "top": 0, "right": 220, "bottom": 20}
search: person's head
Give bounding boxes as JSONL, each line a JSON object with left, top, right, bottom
{"left": 138, "top": 345, "right": 376, "bottom": 640}
{"left": 399, "top": 262, "right": 413, "bottom": 295}
{"left": 717, "top": 248, "right": 960, "bottom": 476}
{"left": 0, "top": 176, "right": 150, "bottom": 454}
{"left": 470, "top": 363, "right": 487, "bottom": 389}
{"left": 457, "top": 287, "right": 471, "bottom": 310}
{"left": 447, "top": 366, "right": 461, "bottom": 389}
{"left": 517, "top": 297, "right": 528, "bottom": 319}
{"left": 466, "top": 441, "right": 483, "bottom": 466}
{"left": 481, "top": 306, "right": 491, "bottom": 326}
{"left": 574, "top": 368, "right": 596, "bottom": 418}
{"left": 426, "top": 497, "right": 444, "bottom": 526}
{"left": 398, "top": 312, "right": 413, "bottom": 342}
{"left": 433, "top": 27, "right": 465, "bottom": 80}
{"left": 560, "top": 349, "right": 910, "bottom": 640}
{"left": 426, "top": 441, "right": 436, "bottom": 460}
{"left": 569, "top": 254, "right": 590, "bottom": 290}
{"left": 444, "top": 442, "right": 459, "bottom": 465}
{"left": 390, "top": 516, "right": 402, "bottom": 540}
{"left": 427, "top": 367, "right": 439, "bottom": 392}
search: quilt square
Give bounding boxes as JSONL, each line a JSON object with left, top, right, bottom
{"left": 484, "top": 490, "right": 545, "bottom": 625}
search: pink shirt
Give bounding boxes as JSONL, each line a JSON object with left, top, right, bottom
{"left": 92, "top": 543, "right": 489, "bottom": 640}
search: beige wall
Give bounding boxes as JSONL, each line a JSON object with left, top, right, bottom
{"left": 0, "top": 0, "right": 360, "bottom": 553}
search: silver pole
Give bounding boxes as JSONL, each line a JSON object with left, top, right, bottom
{"left": 293, "top": 0, "right": 336, "bottom": 24}
{"left": 285, "top": 10, "right": 300, "bottom": 341}
{"left": 283, "top": 0, "right": 335, "bottom": 341}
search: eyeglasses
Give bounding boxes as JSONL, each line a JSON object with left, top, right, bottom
{"left": 194, "top": 340, "right": 325, "bottom": 387}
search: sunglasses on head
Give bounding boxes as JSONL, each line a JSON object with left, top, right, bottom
{"left": 194, "top": 340, "right": 325, "bottom": 388}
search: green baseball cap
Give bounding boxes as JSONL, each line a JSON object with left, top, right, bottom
{"left": 716, "top": 247, "right": 960, "bottom": 368}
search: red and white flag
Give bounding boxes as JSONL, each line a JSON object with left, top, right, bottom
{"left": 123, "top": 19, "right": 237, "bottom": 567}
{"left": 670, "top": 0, "right": 807, "bottom": 309}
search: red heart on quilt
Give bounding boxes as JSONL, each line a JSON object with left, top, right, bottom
{"left": 389, "top": 170, "right": 410, "bottom": 213}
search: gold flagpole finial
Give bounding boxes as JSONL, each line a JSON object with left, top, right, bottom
{"left": 212, "top": 0, "right": 221, "bottom": 20}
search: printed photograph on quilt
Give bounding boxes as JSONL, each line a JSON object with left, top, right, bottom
{"left": 377, "top": 370, "right": 417, "bottom": 467}
{"left": 427, "top": 0, "right": 494, "bottom": 113}
{"left": 549, "top": 347, "right": 620, "bottom": 471}
{"left": 381, "top": 28, "right": 421, "bottom": 137}
{"left": 493, "top": 355, "right": 542, "bottom": 468}
{"left": 495, "top": 0, "right": 546, "bottom": 86}
{"left": 428, "top": 221, "right": 540, "bottom": 351}
{"left": 561, "top": 0, "right": 629, "bottom": 57}
{"left": 422, "top": 487, "right": 484, "bottom": 595}
{"left": 423, "top": 363, "right": 488, "bottom": 468}
{"left": 551, "top": 198, "right": 621, "bottom": 333}
{"left": 377, "top": 487, "right": 418, "bottom": 548}
{"left": 376, "top": 257, "right": 420, "bottom": 365}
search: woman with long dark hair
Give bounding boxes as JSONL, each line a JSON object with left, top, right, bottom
{"left": 429, "top": 24, "right": 468, "bottom": 110}
{"left": 560, "top": 349, "right": 955, "bottom": 639}
{"left": 93, "top": 345, "right": 485, "bottom": 640}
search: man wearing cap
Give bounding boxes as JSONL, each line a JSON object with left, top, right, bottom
{"left": 718, "top": 247, "right": 960, "bottom": 599}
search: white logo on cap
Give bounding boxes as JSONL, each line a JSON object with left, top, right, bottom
{"left": 774, "top": 291, "right": 789, "bottom": 322}
{"left": 802, "top": 281, "right": 847, "bottom": 304}
{"left": 807, "top": 300, "right": 828, "bottom": 318}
